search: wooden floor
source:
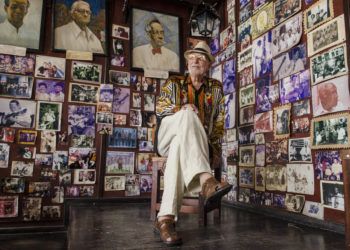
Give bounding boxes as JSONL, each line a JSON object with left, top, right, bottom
{"left": 0, "top": 203, "right": 346, "bottom": 250}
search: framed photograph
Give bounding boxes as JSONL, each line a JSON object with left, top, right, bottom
{"left": 0, "top": 73, "right": 33, "bottom": 99}
{"left": 0, "top": 143, "right": 9, "bottom": 168}
{"left": 53, "top": 151, "right": 68, "bottom": 171}
{"left": 267, "top": 84, "right": 279, "bottom": 104}
{"left": 239, "top": 167, "right": 254, "bottom": 188}
{"left": 34, "top": 154, "right": 53, "bottom": 167}
{"left": 210, "top": 64, "right": 222, "bottom": 82}
{"left": 142, "top": 112, "right": 157, "bottom": 128}
{"left": 238, "top": 188, "right": 250, "bottom": 203}
{"left": 279, "top": 70, "right": 311, "bottom": 105}
{"left": 16, "top": 146, "right": 36, "bottom": 159}
{"left": 239, "top": 2, "right": 252, "bottom": 24}
{"left": 137, "top": 153, "right": 155, "bottom": 174}
{"left": 251, "top": 2, "right": 274, "bottom": 40}
{"left": 35, "top": 80, "right": 65, "bottom": 102}
{"left": 274, "top": 0, "right": 301, "bottom": 25}
{"left": 53, "top": 0, "right": 106, "bottom": 54}
{"left": 106, "top": 151, "right": 134, "bottom": 174}
{"left": 97, "top": 102, "right": 112, "bottom": 113}
{"left": 292, "top": 117, "right": 310, "bottom": 134}
{"left": 311, "top": 113, "right": 350, "bottom": 149}
{"left": 239, "top": 84, "right": 255, "bottom": 108}
{"left": 255, "top": 133, "right": 265, "bottom": 145}
{"left": 114, "top": 114, "right": 127, "bottom": 126}
{"left": 255, "top": 167, "right": 266, "bottom": 191}
{"left": 0, "top": 54, "right": 35, "bottom": 76}
{"left": 252, "top": 31, "right": 272, "bottom": 79}
{"left": 224, "top": 93, "right": 236, "bottom": 129}
{"left": 96, "top": 112, "right": 113, "bottom": 124}
{"left": 42, "top": 206, "right": 61, "bottom": 219}
{"left": 292, "top": 99, "right": 311, "bottom": 116}
{"left": 144, "top": 94, "right": 155, "bottom": 112}
{"left": 139, "top": 141, "right": 154, "bottom": 152}
{"left": 273, "top": 44, "right": 307, "bottom": 82}
{"left": 109, "top": 70, "right": 130, "bottom": 86}
{"left": 140, "top": 174, "right": 152, "bottom": 193}
{"left": 36, "top": 101, "right": 62, "bottom": 131}
{"left": 99, "top": 84, "right": 113, "bottom": 102}
{"left": 112, "top": 87, "right": 130, "bottom": 114}
{"left": 28, "top": 182, "right": 51, "bottom": 198}
{"left": 23, "top": 197, "right": 41, "bottom": 221}
{"left": 68, "top": 147, "right": 96, "bottom": 169}
{"left": 265, "top": 164, "right": 287, "bottom": 191}
{"left": 266, "top": 140, "right": 288, "bottom": 163}
{"left": 272, "top": 13, "right": 302, "bottom": 57}
{"left": 239, "top": 67, "right": 253, "bottom": 87}
{"left": 17, "top": 129, "right": 37, "bottom": 145}
{"left": 125, "top": 184, "right": 140, "bottom": 197}
{"left": 274, "top": 104, "right": 291, "bottom": 139}
{"left": 0, "top": 98, "right": 36, "bottom": 128}
{"left": 321, "top": 181, "right": 344, "bottom": 211}
{"left": 312, "top": 76, "right": 350, "bottom": 117}
{"left": 40, "top": 131, "right": 56, "bottom": 153}
{"left": 109, "top": 127, "right": 137, "bottom": 148}
{"left": 238, "top": 125, "right": 255, "bottom": 145}
{"left": 238, "top": 46, "right": 252, "bottom": 72}
{"left": 239, "top": 145, "right": 255, "bottom": 167}
{"left": 111, "top": 53, "right": 125, "bottom": 67}
{"left": 105, "top": 176, "right": 126, "bottom": 191}
{"left": 223, "top": 59, "right": 235, "bottom": 95}
{"left": 307, "top": 14, "right": 346, "bottom": 57}
{"left": 138, "top": 127, "right": 147, "bottom": 140}
{"left": 255, "top": 76, "right": 272, "bottom": 113}
{"left": 11, "top": 161, "right": 34, "bottom": 177}
{"left": 131, "top": 8, "right": 180, "bottom": 72}
{"left": 68, "top": 82, "right": 100, "bottom": 104}
{"left": 130, "top": 109, "right": 142, "bottom": 127}
{"left": 240, "top": 105, "right": 254, "bottom": 125}
{"left": 302, "top": 201, "right": 324, "bottom": 220}
{"left": 35, "top": 55, "right": 66, "bottom": 80}
{"left": 285, "top": 194, "right": 305, "bottom": 213}
{"left": 238, "top": 18, "right": 251, "bottom": 51}
{"left": 73, "top": 169, "right": 96, "bottom": 184}
{"left": 68, "top": 105, "right": 95, "bottom": 136}
{"left": 71, "top": 135, "right": 94, "bottom": 148}
{"left": 112, "top": 24, "right": 129, "bottom": 40}
{"left": 315, "top": 151, "right": 342, "bottom": 181}
{"left": 0, "top": 0, "right": 44, "bottom": 49}
{"left": 304, "top": 0, "right": 334, "bottom": 33}
{"left": 255, "top": 145, "right": 265, "bottom": 167}
{"left": 0, "top": 178, "right": 25, "bottom": 193}
{"left": 289, "top": 138, "right": 311, "bottom": 162}
{"left": 0, "top": 196, "right": 18, "bottom": 218}
{"left": 71, "top": 61, "right": 102, "bottom": 84}
{"left": 310, "top": 44, "right": 348, "bottom": 85}
{"left": 227, "top": 6, "right": 235, "bottom": 25}
{"left": 220, "top": 25, "right": 235, "bottom": 51}
{"left": 254, "top": 111, "right": 273, "bottom": 133}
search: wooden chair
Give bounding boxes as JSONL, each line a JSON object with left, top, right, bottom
{"left": 150, "top": 157, "right": 221, "bottom": 226}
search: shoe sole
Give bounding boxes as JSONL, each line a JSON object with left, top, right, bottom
{"left": 204, "top": 184, "right": 232, "bottom": 206}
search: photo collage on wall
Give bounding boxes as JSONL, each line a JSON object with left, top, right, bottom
{"left": 218, "top": 0, "right": 348, "bottom": 218}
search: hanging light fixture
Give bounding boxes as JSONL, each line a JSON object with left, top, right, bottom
{"left": 190, "top": 1, "right": 220, "bottom": 37}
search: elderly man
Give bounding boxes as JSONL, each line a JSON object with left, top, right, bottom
{"left": 0, "top": 0, "right": 38, "bottom": 48}
{"left": 54, "top": 0, "right": 104, "bottom": 53}
{"left": 132, "top": 19, "right": 179, "bottom": 72}
{"left": 154, "top": 41, "right": 232, "bottom": 246}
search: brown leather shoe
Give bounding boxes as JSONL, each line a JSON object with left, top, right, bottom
{"left": 154, "top": 218, "right": 182, "bottom": 246}
{"left": 201, "top": 177, "right": 232, "bottom": 205}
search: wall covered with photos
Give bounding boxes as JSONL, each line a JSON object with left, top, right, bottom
{"left": 0, "top": 0, "right": 200, "bottom": 228}
{"left": 218, "top": 0, "right": 349, "bottom": 225}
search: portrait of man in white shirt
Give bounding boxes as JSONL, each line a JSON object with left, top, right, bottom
{"left": 0, "top": 0, "right": 44, "bottom": 49}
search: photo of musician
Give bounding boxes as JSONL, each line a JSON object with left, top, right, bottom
{"left": 0, "top": 99, "right": 35, "bottom": 128}
{"left": 37, "top": 102, "right": 61, "bottom": 131}
{"left": 68, "top": 105, "right": 95, "bottom": 136}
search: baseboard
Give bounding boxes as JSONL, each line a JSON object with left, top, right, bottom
{"left": 223, "top": 201, "right": 345, "bottom": 235}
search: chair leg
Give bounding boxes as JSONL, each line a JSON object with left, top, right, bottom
{"left": 198, "top": 194, "right": 205, "bottom": 226}
{"left": 213, "top": 201, "right": 221, "bottom": 224}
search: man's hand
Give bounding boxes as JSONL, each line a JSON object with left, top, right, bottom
{"left": 181, "top": 104, "right": 198, "bottom": 114}
{"left": 210, "top": 154, "right": 221, "bottom": 169}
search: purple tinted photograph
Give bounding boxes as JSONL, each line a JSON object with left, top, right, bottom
{"left": 68, "top": 105, "right": 95, "bottom": 137}
{"left": 210, "top": 36, "right": 220, "bottom": 55}
{"left": 35, "top": 79, "right": 65, "bottom": 102}
{"left": 223, "top": 59, "right": 235, "bottom": 95}
{"left": 109, "top": 127, "right": 137, "bottom": 148}
{"left": 256, "top": 76, "right": 272, "bottom": 113}
{"left": 252, "top": 31, "right": 272, "bottom": 79}
{"left": 112, "top": 87, "right": 130, "bottom": 114}
{"left": 280, "top": 70, "right": 311, "bottom": 104}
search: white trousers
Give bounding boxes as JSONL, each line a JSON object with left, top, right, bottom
{"left": 157, "top": 109, "right": 212, "bottom": 219}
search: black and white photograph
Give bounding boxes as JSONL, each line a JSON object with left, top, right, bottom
{"left": 274, "top": 104, "right": 291, "bottom": 139}
{"left": 312, "top": 75, "right": 350, "bottom": 117}
{"left": 255, "top": 166, "right": 265, "bottom": 192}
{"left": 280, "top": 70, "right": 311, "bottom": 105}
{"left": 251, "top": 2, "right": 274, "bottom": 39}
{"left": 130, "top": 109, "right": 142, "bottom": 127}
{"left": 96, "top": 112, "right": 113, "bottom": 125}
{"left": 302, "top": 201, "right": 324, "bottom": 220}
{"left": 69, "top": 83, "right": 99, "bottom": 105}
{"left": 68, "top": 105, "right": 96, "bottom": 137}
{"left": 273, "top": 44, "right": 307, "bottom": 82}
{"left": 239, "top": 2, "right": 252, "bottom": 24}
{"left": 239, "top": 145, "right": 255, "bottom": 167}
{"left": 285, "top": 194, "right": 305, "bottom": 213}
{"left": 321, "top": 181, "right": 344, "bottom": 211}
{"left": 312, "top": 113, "right": 350, "bottom": 149}
{"left": 112, "top": 24, "right": 129, "bottom": 40}
{"left": 238, "top": 46, "right": 252, "bottom": 72}
{"left": 142, "top": 112, "right": 157, "bottom": 128}
{"left": 238, "top": 125, "right": 255, "bottom": 145}
{"left": 22, "top": 197, "right": 41, "bottom": 221}
{"left": 224, "top": 93, "right": 236, "bottom": 129}
{"left": 272, "top": 13, "right": 302, "bottom": 57}
{"left": 274, "top": 0, "right": 301, "bottom": 25}
{"left": 239, "top": 84, "right": 255, "bottom": 108}
{"left": 266, "top": 140, "right": 288, "bottom": 163}
{"left": 255, "top": 76, "right": 272, "bottom": 113}
{"left": 255, "top": 145, "right": 265, "bottom": 167}
{"left": 265, "top": 164, "right": 287, "bottom": 192}
{"left": 106, "top": 151, "right": 134, "bottom": 174}
{"left": 288, "top": 138, "right": 311, "bottom": 162}
{"left": 35, "top": 55, "right": 66, "bottom": 80}
{"left": 99, "top": 84, "right": 113, "bottom": 102}
{"left": 144, "top": 94, "right": 155, "bottom": 112}
{"left": 304, "top": 0, "right": 334, "bottom": 33}
{"left": 239, "top": 167, "right": 254, "bottom": 188}
{"left": 240, "top": 0, "right": 249, "bottom": 9}
{"left": 109, "top": 127, "right": 137, "bottom": 148}
{"left": 53, "top": 151, "right": 68, "bottom": 171}
{"left": 105, "top": 176, "right": 126, "bottom": 191}
{"left": 254, "top": 111, "right": 273, "bottom": 133}
{"left": 287, "top": 164, "right": 314, "bottom": 195}
{"left": 73, "top": 169, "right": 96, "bottom": 185}
{"left": 125, "top": 184, "right": 140, "bottom": 197}
{"left": 109, "top": 70, "right": 130, "bottom": 86}
{"left": 35, "top": 80, "right": 65, "bottom": 102}
{"left": 40, "top": 131, "right": 56, "bottom": 153}
{"left": 255, "top": 133, "right": 265, "bottom": 145}
{"left": 36, "top": 101, "right": 62, "bottom": 131}
{"left": 252, "top": 31, "right": 272, "bottom": 79}
{"left": 223, "top": 59, "right": 235, "bottom": 95}
{"left": 42, "top": 206, "right": 61, "bottom": 219}
{"left": 0, "top": 143, "right": 9, "bottom": 168}
{"left": 112, "top": 38, "right": 125, "bottom": 58}
{"left": 292, "top": 117, "right": 310, "bottom": 134}
{"left": 71, "top": 135, "right": 94, "bottom": 148}
{"left": 310, "top": 43, "right": 348, "bottom": 85}
{"left": 307, "top": 14, "right": 346, "bottom": 57}
{"left": 292, "top": 99, "right": 311, "bottom": 116}
{"left": 71, "top": 61, "right": 102, "bottom": 84}
{"left": 0, "top": 98, "right": 36, "bottom": 128}
{"left": 220, "top": 25, "right": 235, "bottom": 51}
{"left": 238, "top": 18, "right": 251, "bottom": 51}
{"left": 239, "top": 67, "right": 253, "bottom": 87}
{"left": 315, "top": 151, "right": 342, "bottom": 181}
{"left": 0, "top": 73, "right": 33, "bottom": 99}
{"left": 112, "top": 87, "right": 130, "bottom": 114}
{"left": 240, "top": 105, "right": 254, "bottom": 125}
{"left": 253, "top": 0, "right": 266, "bottom": 11}
{"left": 10, "top": 161, "right": 34, "bottom": 177}
{"left": 139, "top": 174, "right": 152, "bottom": 193}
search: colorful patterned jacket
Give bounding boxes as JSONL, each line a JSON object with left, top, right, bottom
{"left": 156, "top": 75, "right": 225, "bottom": 157}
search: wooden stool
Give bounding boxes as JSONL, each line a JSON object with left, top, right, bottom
{"left": 150, "top": 157, "right": 221, "bottom": 226}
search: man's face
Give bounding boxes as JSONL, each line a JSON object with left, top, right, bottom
{"left": 187, "top": 53, "right": 210, "bottom": 78}
{"left": 149, "top": 22, "right": 164, "bottom": 47}
{"left": 9, "top": 102, "right": 19, "bottom": 112}
{"left": 54, "top": 85, "right": 62, "bottom": 93}
{"left": 320, "top": 83, "right": 338, "bottom": 110}
{"left": 38, "top": 84, "right": 47, "bottom": 93}
{"left": 72, "top": 2, "right": 91, "bottom": 27}
{"left": 5, "top": 0, "right": 28, "bottom": 26}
